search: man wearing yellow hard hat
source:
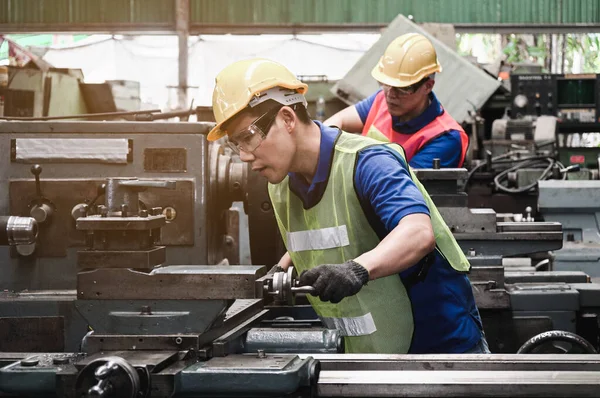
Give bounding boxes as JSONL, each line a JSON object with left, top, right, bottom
{"left": 207, "top": 58, "right": 487, "bottom": 354}
{"left": 325, "top": 33, "right": 469, "bottom": 169}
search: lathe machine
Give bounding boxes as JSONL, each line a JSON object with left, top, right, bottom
{"left": 1, "top": 198, "right": 600, "bottom": 397}
{"left": 0, "top": 121, "right": 599, "bottom": 397}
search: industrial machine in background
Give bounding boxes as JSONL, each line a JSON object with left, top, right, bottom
{"left": 415, "top": 165, "right": 600, "bottom": 353}
{"left": 0, "top": 63, "right": 153, "bottom": 119}
{"left": 0, "top": 39, "right": 149, "bottom": 121}
{"left": 509, "top": 73, "right": 600, "bottom": 122}
{"left": 466, "top": 114, "right": 571, "bottom": 216}
{"left": 509, "top": 73, "right": 600, "bottom": 172}
{"left": 467, "top": 73, "right": 600, "bottom": 279}
{"left": 0, "top": 65, "right": 88, "bottom": 118}
{"left": 538, "top": 178, "right": 600, "bottom": 278}
{"left": 470, "top": 73, "right": 600, "bottom": 200}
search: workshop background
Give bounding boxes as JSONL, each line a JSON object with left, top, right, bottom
{"left": 2, "top": 1, "right": 600, "bottom": 397}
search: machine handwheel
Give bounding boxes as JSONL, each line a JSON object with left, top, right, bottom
{"left": 517, "top": 330, "right": 597, "bottom": 354}
{"left": 75, "top": 356, "right": 149, "bottom": 398}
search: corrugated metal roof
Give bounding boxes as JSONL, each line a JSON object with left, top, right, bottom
{"left": 189, "top": 0, "right": 600, "bottom": 27}
{"left": 134, "top": 0, "right": 174, "bottom": 23}
{"left": 1, "top": 0, "right": 599, "bottom": 33}
{"left": 0, "top": 0, "right": 174, "bottom": 25}
{"left": 331, "top": 14, "right": 502, "bottom": 124}
{"left": 72, "top": 0, "right": 131, "bottom": 23}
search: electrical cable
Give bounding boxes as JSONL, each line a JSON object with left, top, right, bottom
{"left": 467, "top": 144, "right": 563, "bottom": 192}
{"left": 493, "top": 157, "right": 558, "bottom": 194}
{"left": 466, "top": 150, "right": 550, "bottom": 187}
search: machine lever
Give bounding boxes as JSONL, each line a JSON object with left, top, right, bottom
{"left": 30, "top": 164, "right": 43, "bottom": 197}
{"left": 28, "top": 164, "right": 55, "bottom": 224}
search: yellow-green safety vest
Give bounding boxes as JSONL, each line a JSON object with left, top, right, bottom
{"left": 268, "top": 132, "right": 470, "bottom": 353}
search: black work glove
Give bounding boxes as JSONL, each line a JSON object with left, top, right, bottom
{"left": 298, "top": 260, "right": 369, "bottom": 304}
{"left": 267, "top": 264, "right": 284, "bottom": 275}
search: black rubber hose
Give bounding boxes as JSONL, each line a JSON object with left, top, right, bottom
{"left": 517, "top": 330, "right": 597, "bottom": 354}
{"left": 493, "top": 157, "right": 556, "bottom": 194}
{"left": 466, "top": 152, "right": 556, "bottom": 189}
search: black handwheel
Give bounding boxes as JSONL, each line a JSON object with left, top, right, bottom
{"left": 517, "top": 330, "right": 597, "bottom": 354}
{"left": 75, "top": 356, "right": 150, "bottom": 398}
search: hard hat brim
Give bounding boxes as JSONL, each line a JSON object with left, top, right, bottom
{"left": 371, "top": 64, "right": 442, "bottom": 88}
{"left": 207, "top": 125, "right": 225, "bottom": 141}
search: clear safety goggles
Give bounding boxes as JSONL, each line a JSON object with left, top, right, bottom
{"left": 225, "top": 107, "right": 280, "bottom": 155}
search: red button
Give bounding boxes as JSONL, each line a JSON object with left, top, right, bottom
{"left": 570, "top": 155, "right": 585, "bottom": 164}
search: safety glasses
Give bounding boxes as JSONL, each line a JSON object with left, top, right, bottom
{"left": 225, "top": 107, "right": 281, "bottom": 154}
{"left": 382, "top": 77, "right": 430, "bottom": 96}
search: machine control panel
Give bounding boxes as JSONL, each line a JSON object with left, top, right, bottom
{"left": 510, "top": 73, "right": 600, "bottom": 122}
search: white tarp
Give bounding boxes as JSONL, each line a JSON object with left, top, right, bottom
{"left": 41, "top": 34, "right": 380, "bottom": 110}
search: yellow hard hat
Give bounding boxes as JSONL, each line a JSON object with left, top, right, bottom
{"left": 207, "top": 58, "right": 308, "bottom": 141}
{"left": 371, "top": 33, "right": 442, "bottom": 88}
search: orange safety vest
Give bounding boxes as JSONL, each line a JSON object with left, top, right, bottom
{"left": 361, "top": 91, "right": 469, "bottom": 167}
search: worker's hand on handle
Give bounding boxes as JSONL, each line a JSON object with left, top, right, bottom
{"left": 298, "top": 260, "right": 369, "bottom": 304}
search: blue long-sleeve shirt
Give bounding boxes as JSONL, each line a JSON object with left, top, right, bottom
{"left": 287, "top": 122, "right": 482, "bottom": 353}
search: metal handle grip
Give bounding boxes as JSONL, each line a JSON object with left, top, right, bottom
{"left": 291, "top": 285, "right": 316, "bottom": 294}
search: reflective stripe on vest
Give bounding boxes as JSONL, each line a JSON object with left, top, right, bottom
{"left": 287, "top": 225, "right": 350, "bottom": 252}
{"left": 268, "top": 131, "right": 471, "bottom": 353}
{"left": 361, "top": 91, "right": 469, "bottom": 167}
{"left": 320, "top": 313, "right": 377, "bottom": 336}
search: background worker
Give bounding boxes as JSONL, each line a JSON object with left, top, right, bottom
{"left": 325, "top": 33, "right": 469, "bottom": 169}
